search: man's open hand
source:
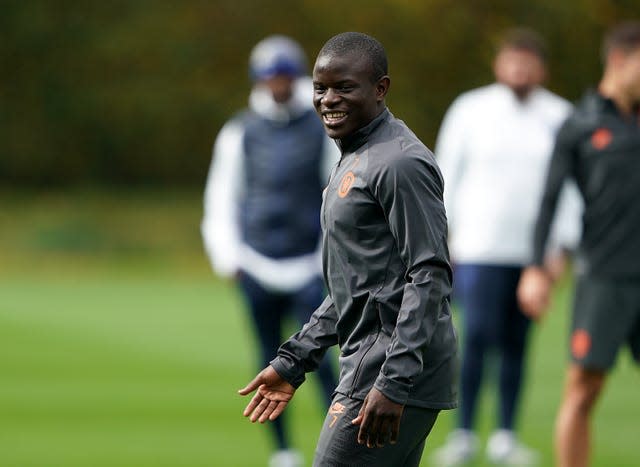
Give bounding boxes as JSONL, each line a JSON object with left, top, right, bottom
{"left": 238, "top": 365, "right": 296, "bottom": 423}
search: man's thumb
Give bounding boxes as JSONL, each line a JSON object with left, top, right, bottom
{"left": 351, "top": 397, "right": 367, "bottom": 425}
{"left": 238, "top": 376, "right": 261, "bottom": 396}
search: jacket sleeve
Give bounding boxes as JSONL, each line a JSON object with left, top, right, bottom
{"left": 270, "top": 295, "right": 339, "bottom": 388}
{"left": 532, "top": 118, "right": 579, "bottom": 266}
{"left": 201, "top": 119, "right": 245, "bottom": 278}
{"left": 372, "top": 150, "right": 452, "bottom": 404}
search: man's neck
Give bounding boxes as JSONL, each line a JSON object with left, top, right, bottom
{"left": 337, "top": 108, "right": 388, "bottom": 155}
{"left": 599, "top": 76, "right": 634, "bottom": 116}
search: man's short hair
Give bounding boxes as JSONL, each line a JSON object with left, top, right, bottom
{"left": 318, "top": 32, "right": 388, "bottom": 82}
{"left": 602, "top": 21, "right": 640, "bottom": 62}
{"left": 497, "top": 27, "right": 547, "bottom": 62}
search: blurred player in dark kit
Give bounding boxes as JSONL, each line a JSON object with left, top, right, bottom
{"left": 519, "top": 21, "right": 640, "bottom": 467}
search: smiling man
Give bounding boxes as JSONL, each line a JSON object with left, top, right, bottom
{"left": 238, "top": 32, "right": 458, "bottom": 466}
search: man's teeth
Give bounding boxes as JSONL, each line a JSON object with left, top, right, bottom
{"left": 325, "top": 112, "right": 346, "bottom": 120}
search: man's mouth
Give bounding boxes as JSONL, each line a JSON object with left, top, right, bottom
{"left": 322, "top": 111, "right": 347, "bottom": 126}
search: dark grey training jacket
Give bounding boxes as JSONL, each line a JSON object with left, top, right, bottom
{"left": 271, "top": 109, "right": 458, "bottom": 410}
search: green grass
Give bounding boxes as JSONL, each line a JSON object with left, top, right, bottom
{"left": 0, "top": 189, "right": 638, "bottom": 466}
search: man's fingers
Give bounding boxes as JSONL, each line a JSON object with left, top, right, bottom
{"left": 352, "top": 396, "right": 367, "bottom": 426}
{"left": 376, "top": 416, "right": 394, "bottom": 447}
{"left": 258, "top": 400, "right": 279, "bottom": 423}
{"left": 243, "top": 388, "right": 290, "bottom": 423}
{"left": 269, "top": 401, "right": 288, "bottom": 421}
{"left": 242, "top": 389, "right": 264, "bottom": 417}
{"left": 389, "top": 416, "right": 401, "bottom": 445}
{"left": 370, "top": 416, "right": 388, "bottom": 448}
{"left": 238, "top": 376, "right": 262, "bottom": 396}
{"left": 239, "top": 366, "right": 295, "bottom": 424}
{"left": 366, "top": 414, "right": 382, "bottom": 448}
{"left": 521, "top": 293, "right": 548, "bottom": 321}
{"left": 249, "top": 395, "right": 272, "bottom": 422}
{"left": 517, "top": 267, "right": 553, "bottom": 321}
{"left": 356, "top": 413, "right": 371, "bottom": 444}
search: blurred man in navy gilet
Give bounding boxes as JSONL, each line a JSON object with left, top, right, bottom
{"left": 202, "top": 35, "right": 339, "bottom": 467}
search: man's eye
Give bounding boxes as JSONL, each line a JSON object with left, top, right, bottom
{"left": 314, "top": 86, "right": 326, "bottom": 93}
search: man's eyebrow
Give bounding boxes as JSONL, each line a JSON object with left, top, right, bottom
{"left": 313, "top": 79, "right": 356, "bottom": 86}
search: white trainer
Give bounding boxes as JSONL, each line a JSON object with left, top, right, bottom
{"left": 268, "top": 449, "right": 304, "bottom": 467}
{"left": 485, "top": 430, "right": 539, "bottom": 466}
{"left": 430, "top": 429, "right": 480, "bottom": 466}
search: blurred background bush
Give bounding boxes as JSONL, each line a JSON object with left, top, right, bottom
{"left": 2, "top": 0, "right": 638, "bottom": 188}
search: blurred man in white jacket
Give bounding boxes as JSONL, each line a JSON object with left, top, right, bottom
{"left": 201, "top": 35, "right": 339, "bottom": 467}
{"left": 431, "top": 28, "right": 582, "bottom": 467}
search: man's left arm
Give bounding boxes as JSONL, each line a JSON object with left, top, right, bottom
{"left": 352, "top": 150, "right": 451, "bottom": 448}
{"left": 374, "top": 151, "right": 451, "bottom": 402}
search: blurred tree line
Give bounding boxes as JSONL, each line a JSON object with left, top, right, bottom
{"left": 1, "top": 0, "right": 638, "bottom": 187}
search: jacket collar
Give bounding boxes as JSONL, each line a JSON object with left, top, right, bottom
{"left": 337, "top": 108, "right": 389, "bottom": 154}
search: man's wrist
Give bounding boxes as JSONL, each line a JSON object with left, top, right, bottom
{"left": 270, "top": 356, "right": 306, "bottom": 388}
{"left": 373, "top": 374, "right": 410, "bottom": 405}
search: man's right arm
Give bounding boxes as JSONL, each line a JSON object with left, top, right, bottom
{"left": 532, "top": 118, "right": 579, "bottom": 268}
{"left": 270, "top": 295, "right": 339, "bottom": 388}
{"left": 238, "top": 284, "right": 338, "bottom": 422}
{"left": 520, "top": 118, "right": 579, "bottom": 319}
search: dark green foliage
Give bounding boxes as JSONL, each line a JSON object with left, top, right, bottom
{"left": 1, "top": 0, "right": 638, "bottom": 186}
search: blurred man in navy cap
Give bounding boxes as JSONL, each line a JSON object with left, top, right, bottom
{"left": 202, "top": 35, "right": 339, "bottom": 467}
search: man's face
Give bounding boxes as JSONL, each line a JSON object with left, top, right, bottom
{"left": 262, "top": 74, "right": 295, "bottom": 103}
{"left": 493, "top": 47, "right": 546, "bottom": 100}
{"left": 312, "top": 52, "right": 387, "bottom": 139}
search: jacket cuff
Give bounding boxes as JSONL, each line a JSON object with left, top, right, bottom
{"left": 373, "top": 374, "right": 411, "bottom": 405}
{"left": 270, "top": 355, "right": 306, "bottom": 389}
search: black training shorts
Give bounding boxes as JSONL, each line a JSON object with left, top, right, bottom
{"left": 570, "top": 275, "right": 640, "bottom": 370}
{"left": 312, "top": 393, "right": 439, "bottom": 467}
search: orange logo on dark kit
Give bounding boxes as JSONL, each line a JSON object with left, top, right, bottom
{"left": 338, "top": 171, "right": 355, "bottom": 198}
{"left": 591, "top": 128, "right": 612, "bottom": 150}
{"left": 571, "top": 329, "right": 592, "bottom": 359}
{"left": 328, "top": 402, "right": 346, "bottom": 428}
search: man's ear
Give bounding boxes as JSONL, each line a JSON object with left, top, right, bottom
{"left": 376, "top": 76, "right": 390, "bottom": 101}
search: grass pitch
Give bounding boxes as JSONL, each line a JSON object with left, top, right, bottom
{"left": 0, "top": 190, "right": 637, "bottom": 466}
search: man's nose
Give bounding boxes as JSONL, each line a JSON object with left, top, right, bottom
{"left": 321, "top": 88, "right": 340, "bottom": 106}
